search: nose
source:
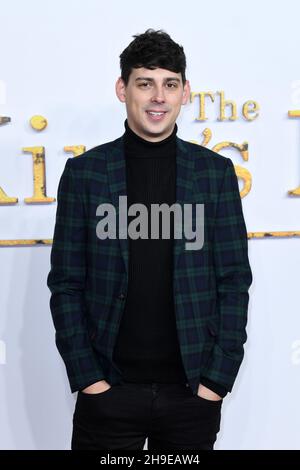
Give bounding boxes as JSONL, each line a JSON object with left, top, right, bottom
{"left": 151, "top": 86, "right": 166, "bottom": 104}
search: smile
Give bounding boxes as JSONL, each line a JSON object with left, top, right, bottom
{"left": 146, "top": 111, "right": 167, "bottom": 121}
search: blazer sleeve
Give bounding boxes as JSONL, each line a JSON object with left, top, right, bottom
{"left": 201, "top": 157, "right": 253, "bottom": 392}
{"left": 47, "top": 158, "right": 106, "bottom": 393}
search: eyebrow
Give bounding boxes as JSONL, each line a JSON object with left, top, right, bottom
{"left": 135, "top": 77, "right": 181, "bottom": 83}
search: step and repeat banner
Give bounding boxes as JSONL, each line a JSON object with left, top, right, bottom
{"left": 0, "top": 0, "right": 300, "bottom": 450}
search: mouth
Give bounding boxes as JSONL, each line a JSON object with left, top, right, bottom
{"left": 146, "top": 110, "right": 168, "bottom": 122}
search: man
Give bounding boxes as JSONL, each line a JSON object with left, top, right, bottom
{"left": 47, "top": 29, "right": 252, "bottom": 450}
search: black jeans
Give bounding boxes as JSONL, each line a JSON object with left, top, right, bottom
{"left": 71, "top": 381, "right": 222, "bottom": 451}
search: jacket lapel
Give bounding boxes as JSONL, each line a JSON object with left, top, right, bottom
{"left": 106, "top": 135, "right": 129, "bottom": 276}
{"left": 173, "top": 137, "right": 196, "bottom": 271}
{"left": 105, "top": 134, "right": 196, "bottom": 277}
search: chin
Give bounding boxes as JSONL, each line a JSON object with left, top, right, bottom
{"left": 145, "top": 127, "right": 167, "bottom": 137}
{"left": 145, "top": 121, "right": 169, "bottom": 132}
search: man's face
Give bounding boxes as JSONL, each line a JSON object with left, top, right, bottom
{"left": 115, "top": 67, "right": 190, "bottom": 142}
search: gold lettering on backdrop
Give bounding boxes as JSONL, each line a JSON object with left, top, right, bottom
{"left": 189, "top": 128, "right": 212, "bottom": 147}
{"left": 0, "top": 188, "right": 18, "bottom": 205}
{"left": 22, "top": 147, "right": 55, "bottom": 204}
{"left": 288, "top": 110, "right": 300, "bottom": 196}
{"left": 248, "top": 231, "right": 300, "bottom": 238}
{"left": 190, "top": 91, "right": 259, "bottom": 122}
{"left": 30, "top": 115, "right": 48, "bottom": 131}
{"left": 189, "top": 133, "right": 251, "bottom": 198}
{"left": 190, "top": 92, "right": 215, "bottom": 121}
{"left": 242, "top": 101, "right": 260, "bottom": 121}
{"left": 0, "top": 239, "right": 52, "bottom": 246}
{"left": 212, "top": 142, "right": 251, "bottom": 198}
{"left": 0, "top": 116, "right": 18, "bottom": 204}
{"left": 218, "top": 91, "right": 237, "bottom": 121}
{"left": 64, "top": 145, "right": 86, "bottom": 157}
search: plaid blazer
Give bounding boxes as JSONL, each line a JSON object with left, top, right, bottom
{"left": 47, "top": 134, "right": 252, "bottom": 395}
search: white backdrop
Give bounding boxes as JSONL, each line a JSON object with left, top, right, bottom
{"left": 0, "top": 0, "right": 300, "bottom": 450}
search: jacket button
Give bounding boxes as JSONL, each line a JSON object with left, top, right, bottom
{"left": 118, "top": 293, "right": 126, "bottom": 300}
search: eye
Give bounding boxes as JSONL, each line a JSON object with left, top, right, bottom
{"left": 139, "top": 82, "right": 150, "bottom": 87}
{"left": 167, "top": 83, "right": 178, "bottom": 88}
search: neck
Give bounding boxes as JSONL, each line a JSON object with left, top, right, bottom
{"left": 124, "top": 119, "right": 177, "bottom": 146}
{"left": 123, "top": 118, "right": 177, "bottom": 158}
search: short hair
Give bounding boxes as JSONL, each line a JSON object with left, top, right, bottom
{"left": 119, "top": 28, "right": 186, "bottom": 86}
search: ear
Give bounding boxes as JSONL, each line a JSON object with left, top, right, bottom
{"left": 181, "top": 79, "right": 191, "bottom": 105}
{"left": 115, "top": 77, "right": 126, "bottom": 103}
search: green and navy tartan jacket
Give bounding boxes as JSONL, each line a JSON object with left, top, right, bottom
{"left": 47, "top": 133, "right": 253, "bottom": 396}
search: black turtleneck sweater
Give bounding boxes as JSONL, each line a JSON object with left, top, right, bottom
{"left": 112, "top": 119, "right": 227, "bottom": 397}
{"left": 112, "top": 118, "right": 187, "bottom": 384}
